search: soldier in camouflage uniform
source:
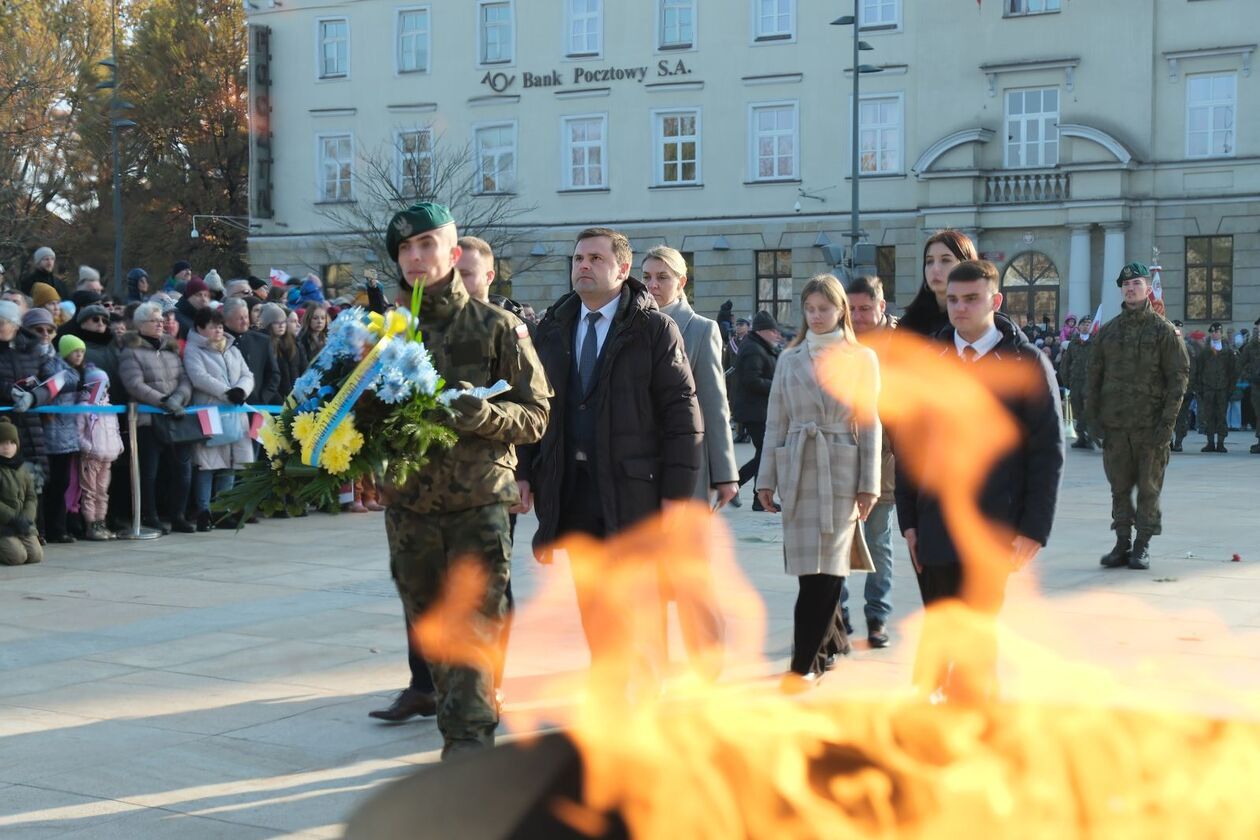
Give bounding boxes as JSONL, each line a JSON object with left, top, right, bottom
{"left": 376, "top": 203, "right": 551, "bottom": 759}
{"left": 1193, "top": 322, "right": 1239, "bottom": 453}
{"left": 1058, "top": 315, "right": 1096, "bottom": 449}
{"left": 1242, "top": 320, "right": 1260, "bottom": 454}
{"left": 1087, "top": 262, "right": 1189, "bottom": 571}
{"left": 1171, "top": 320, "right": 1198, "bottom": 451}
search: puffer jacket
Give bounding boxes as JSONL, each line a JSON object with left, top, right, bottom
{"left": 0, "top": 460, "right": 38, "bottom": 536}
{"left": 118, "top": 332, "right": 192, "bottom": 427}
{"left": 77, "top": 366, "right": 123, "bottom": 461}
{"left": 0, "top": 328, "right": 59, "bottom": 478}
{"left": 183, "top": 330, "right": 255, "bottom": 471}
{"left": 40, "top": 353, "right": 82, "bottom": 456}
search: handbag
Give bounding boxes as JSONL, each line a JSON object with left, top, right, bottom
{"left": 206, "top": 410, "right": 246, "bottom": 448}
{"left": 151, "top": 412, "right": 209, "bottom": 446}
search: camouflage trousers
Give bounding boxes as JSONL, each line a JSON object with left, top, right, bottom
{"left": 1069, "top": 390, "right": 1091, "bottom": 439}
{"left": 1174, "top": 392, "right": 1194, "bottom": 442}
{"left": 1253, "top": 387, "right": 1260, "bottom": 441}
{"left": 1102, "top": 428, "right": 1171, "bottom": 539}
{"left": 385, "top": 503, "right": 511, "bottom": 754}
{"left": 1198, "top": 389, "right": 1230, "bottom": 437}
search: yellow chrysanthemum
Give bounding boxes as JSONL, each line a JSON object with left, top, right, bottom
{"left": 320, "top": 443, "right": 353, "bottom": 475}
{"left": 257, "top": 415, "right": 291, "bottom": 458}
{"left": 325, "top": 415, "right": 365, "bottom": 457}
{"left": 291, "top": 412, "right": 318, "bottom": 447}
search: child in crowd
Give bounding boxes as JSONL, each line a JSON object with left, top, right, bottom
{"left": 0, "top": 418, "right": 42, "bottom": 565}
{"left": 76, "top": 367, "right": 123, "bottom": 540}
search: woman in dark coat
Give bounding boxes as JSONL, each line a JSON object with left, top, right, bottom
{"left": 257, "top": 303, "right": 307, "bottom": 398}
{"left": 898, "top": 229, "right": 978, "bottom": 338}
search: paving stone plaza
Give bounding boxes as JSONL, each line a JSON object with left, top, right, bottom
{"left": 1, "top": 434, "right": 1258, "bottom": 839}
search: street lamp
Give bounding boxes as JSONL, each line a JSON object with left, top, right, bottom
{"left": 190, "top": 215, "right": 257, "bottom": 239}
{"left": 97, "top": 0, "right": 137, "bottom": 300}
{"left": 831, "top": 4, "right": 883, "bottom": 278}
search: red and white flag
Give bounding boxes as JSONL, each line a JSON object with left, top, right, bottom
{"left": 1090, "top": 302, "right": 1104, "bottom": 335}
{"left": 248, "top": 412, "right": 265, "bottom": 441}
{"left": 269, "top": 268, "right": 291, "bottom": 286}
{"left": 40, "top": 371, "right": 70, "bottom": 400}
{"left": 197, "top": 406, "right": 224, "bottom": 436}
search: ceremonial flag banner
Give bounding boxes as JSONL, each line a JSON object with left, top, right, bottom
{"left": 197, "top": 406, "right": 224, "bottom": 437}
{"left": 269, "top": 268, "right": 291, "bottom": 286}
{"left": 1091, "top": 303, "right": 1104, "bottom": 334}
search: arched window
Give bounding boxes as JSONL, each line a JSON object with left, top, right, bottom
{"left": 1001, "top": 251, "right": 1060, "bottom": 329}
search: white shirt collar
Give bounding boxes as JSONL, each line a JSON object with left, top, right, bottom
{"left": 580, "top": 294, "right": 620, "bottom": 324}
{"left": 954, "top": 322, "right": 1002, "bottom": 359}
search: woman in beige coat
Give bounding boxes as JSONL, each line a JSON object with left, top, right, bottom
{"left": 756, "top": 274, "right": 881, "bottom": 691}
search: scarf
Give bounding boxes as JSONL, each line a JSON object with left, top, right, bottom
{"left": 804, "top": 328, "right": 845, "bottom": 358}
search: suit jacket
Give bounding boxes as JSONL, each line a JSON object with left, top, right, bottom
{"left": 660, "top": 296, "right": 738, "bottom": 500}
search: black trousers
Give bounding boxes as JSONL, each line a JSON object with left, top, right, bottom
{"left": 43, "top": 453, "right": 75, "bottom": 540}
{"left": 737, "top": 420, "right": 767, "bottom": 488}
{"left": 790, "top": 573, "right": 846, "bottom": 675}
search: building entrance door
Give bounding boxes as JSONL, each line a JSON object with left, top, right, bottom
{"left": 1001, "top": 251, "right": 1061, "bottom": 331}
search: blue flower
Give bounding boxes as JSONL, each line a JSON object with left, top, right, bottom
{"left": 292, "top": 368, "right": 323, "bottom": 402}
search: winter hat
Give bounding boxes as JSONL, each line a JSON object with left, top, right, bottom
{"left": 298, "top": 277, "right": 326, "bottom": 305}
{"left": 1209, "top": 322, "right": 1223, "bottom": 332}
{"left": 127, "top": 267, "right": 148, "bottom": 283}
{"left": 83, "top": 366, "right": 111, "bottom": 404}
{"left": 33, "top": 246, "right": 55, "bottom": 263}
{"left": 22, "top": 308, "right": 53, "bottom": 330}
{"left": 184, "top": 277, "right": 210, "bottom": 297}
{"left": 247, "top": 275, "right": 267, "bottom": 291}
{"left": 751, "top": 310, "right": 780, "bottom": 333}
{"left": 0, "top": 301, "right": 24, "bottom": 326}
{"left": 31, "top": 282, "right": 61, "bottom": 309}
{"left": 172, "top": 260, "right": 192, "bottom": 276}
{"left": 79, "top": 265, "right": 101, "bottom": 283}
{"left": 1115, "top": 262, "right": 1150, "bottom": 287}
{"left": 76, "top": 303, "right": 110, "bottom": 324}
{"left": 386, "top": 202, "right": 455, "bottom": 261}
{"left": 0, "top": 418, "right": 19, "bottom": 447}
{"left": 203, "top": 269, "right": 224, "bottom": 293}
{"left": 71, "top": 290, "right": 103, "bottom": 310}
{"left": 257, "top": 302, "right": 287, "bottom": 331}
{"left": 58, "top": 334, "right": 86, "bottom": 359}
{"left": 59, "top": 301, "right": 77, "bottom": 321}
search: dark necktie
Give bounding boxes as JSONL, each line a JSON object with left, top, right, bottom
{"left": 579, "top": 311, "right": 602, "bottom": 392}
{"left": 962, "top": 345, "right": 978, "bottom": 362}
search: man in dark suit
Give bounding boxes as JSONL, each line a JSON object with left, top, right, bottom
{"left": 895, "top": 259, "right": 1064, "bottom": 702}
{"left": 733, "top": 310, "right": 781, "bottom": 510}
{"left": 517, "top": 227, "right": 702, "bottom": 673}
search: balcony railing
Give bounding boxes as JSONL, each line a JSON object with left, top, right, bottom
{"left": 984, "top": 170, "right": 1070, "bottom": 203}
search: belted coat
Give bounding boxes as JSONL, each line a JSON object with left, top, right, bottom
{"left": 756, "top": 338, "right": 881, "bottom": 577}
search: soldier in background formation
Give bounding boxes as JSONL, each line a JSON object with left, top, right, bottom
{"left": 1058, "top": 314, "right": 1095, "bottom": 450}
{"left": 1088, "top": 263, "right": 1189, "bottom": 571}
{"left": 1193, "top": 322, "right": 1238, "bottom": 453}
{"left": 1171, "top": 320, "right": 1197, "bottom": 452}
{"left": 1242, "top": 318, "right": 1260, "bottom": 455}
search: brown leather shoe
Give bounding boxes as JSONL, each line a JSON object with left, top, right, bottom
{"left": 368, "top": 688, "right": 437, "bottom": 722}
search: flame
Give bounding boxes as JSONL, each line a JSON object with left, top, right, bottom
{"left": 398, "top": 330, "right": 1260, "bottom": 837}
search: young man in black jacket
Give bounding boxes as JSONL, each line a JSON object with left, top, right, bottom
{"left": 895, "top": 259, "right": 1064, "bottom": 702}
{"left": 732, "top": 310, "right": 781, "bottom": 510}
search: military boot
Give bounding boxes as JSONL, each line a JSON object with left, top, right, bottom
{"left": 1250, "top": 442, "right": 1260, "bottom": 454}
{"left": 1100, "top": 530, "right": 1132, "bottom": 568}
{"left": 1201, "top": 438, "right": 1217, "bottom": 452}
{"left": 1216, "top": 436, "right": 1228, "bottom": 453}
{"left": 1128, "top": 536, "right": 1152, "bottom": 570}
{"left": 1170, "top": 437, "right": 1183, "bottom": 452}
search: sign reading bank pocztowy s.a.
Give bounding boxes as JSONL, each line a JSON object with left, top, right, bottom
{"left": 480, "top": 59, "right": 695, "bottom": 94}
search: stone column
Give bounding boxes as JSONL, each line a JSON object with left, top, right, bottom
{"left": 1101, "top": 222, "right": 1128, "bottom": 323}
{"left": 1067, "top": 224, "right": 1093, "bottom": 319}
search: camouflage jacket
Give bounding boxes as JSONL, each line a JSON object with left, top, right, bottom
{"left": 380, "top": 271, "right": 552, "bottom": 514}
{"left": 1238, "top": 339, "right": 1260, "bottom": 385}
{"left": 1193, "top": 344, "right": 1238, "bottom": 393}
{"left": 1086, "top": 299, "right": 1189, "bottom": 434}
{"left": 1057, "top": 336, "right": 1093, "bottom": 394}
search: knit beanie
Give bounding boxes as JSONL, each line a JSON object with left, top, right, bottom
{"left": 0, "top": 419, "right": 19, "bottom": 447}
{"left": 0, "top": 301, "right": 22, "bottom": 326}
{"left": 76, "top": 303, "right": 110, "bottom": 324}
{"left": 33, "top": 246, "right": 55, "bottom": 264}
{"left": 203, "top": 269, "right": 224, "bottom": 293}
{"left": 31, "top": 282, "right": 61, "bottom": 309}
{"left": 58, "top": 334, "right": 86, "bottom": 359}
{"left": 184, "top": 277, "right": 209, "bottom": 298}
{"left": 247, "top": 275, "right": 267, "bottom": 291}
{"left": 257, "top": 302, "right": 287, "bottom": 331}
{"left": 21, "top": 309, "right": 54, "bottom": 330}
{"left": 127, "top": 267, "right": 148, "bottom": 283}
{"left": 172, "top": 260, "right": 192, "bottom": 276}
{"left": 79, "top": 265, "right": 102, "bottom": 283}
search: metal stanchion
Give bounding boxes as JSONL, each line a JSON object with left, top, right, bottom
{"left": 117, "top": 402, "right": 160, "bottom": 540}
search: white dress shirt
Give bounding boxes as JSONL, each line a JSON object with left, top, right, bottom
{"left": 574, "top": 295, "right": 620, "bottom": 359}
{"left": 954, "top": 322, "right": 1002, "bottom": 360}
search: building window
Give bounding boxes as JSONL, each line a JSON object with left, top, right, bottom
{"left": 660, "top": 0, "right": 695, "bottom": 48}
{"left": 1001, "top": 251, "right": 1060, "bottom": 326}
{"left": 1185, "top": 235, "right": 1233, "bottom": 321}
{"left": 317, "top": 134, "right": 354, "bottom": 202}
{"left": 1004, "top": 87, "right": 1058, "bottom": 168}
{"left": 860, "top": 0, "right": 899, "bottom": 28}
{"left": 566, "top": 0, "right": 602, "bottom": 57}
{"left": 562, "top": 115, "right": 607, "bottom": 190}
{"left": 322, "top": 264, "right": 354, "bottom": 298}
{"left": 397, "top": 8, "right": 430, "bottom": 73}
{"left": 1186, "top": 72, "right": 1236, "bottom": 158}
{"left": 1006, "top": 0, "right": 1060, "bottom": 14}
{"left": 479, "top": 1, "right": 514, "bottom": 65}
{"left": 317, "top": 18, "right": 349, "bottom": 79}
{"left": 654, "top": 109, "right": 701, "bottom": 186}
{"left": 754, "top": 0, "right": 794, "bottom": 41}
{"left": 750, "top": 102, "right": 798, "bottom": 181}
{"left": 859, "top": 95, "right": 901, "bottom": 174}
{"left": 875, "top": 245, "right": 896, "bottom": 302}
{"left": 396, "top": 129, "right": 433, "bottom": 196}
{"left": 756, "top": 249, "right": 793, "bottom": 323}
{"left": 475, "top": 123, "right": 516, "bottom": 193}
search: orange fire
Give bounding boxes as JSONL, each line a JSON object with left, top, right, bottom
{"left": 400, "top": 330, "right": 1260, "bottom": 837}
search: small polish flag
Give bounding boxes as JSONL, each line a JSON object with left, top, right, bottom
{"left": 269, "top": 268, "right": 291, "bottom": 286}
{"left": 197, "top": 406, "right": 224, "bottom": 436}
{"left": 248, "top": 412, "right": 265, "bottom": 441}
{"left": 40, "top": 371, "right": 68, "bottom": 399}
{"left": 1090, "top": 303, "right": 1104, "bottom": 335}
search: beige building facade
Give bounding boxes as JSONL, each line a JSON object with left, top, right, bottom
{"left": 244, "top": 0, "right": 1259, "bottom": 331}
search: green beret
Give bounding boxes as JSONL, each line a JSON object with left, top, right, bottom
{"left": 386, "top": 203, "right": 455, "bottom": 261}
{"left": 1115, "top": 261, "right": 1150, "bottom": 287}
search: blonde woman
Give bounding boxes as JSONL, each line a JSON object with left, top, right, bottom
{"left": 756, "top": 274, "right": 881, "bottom": 691}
